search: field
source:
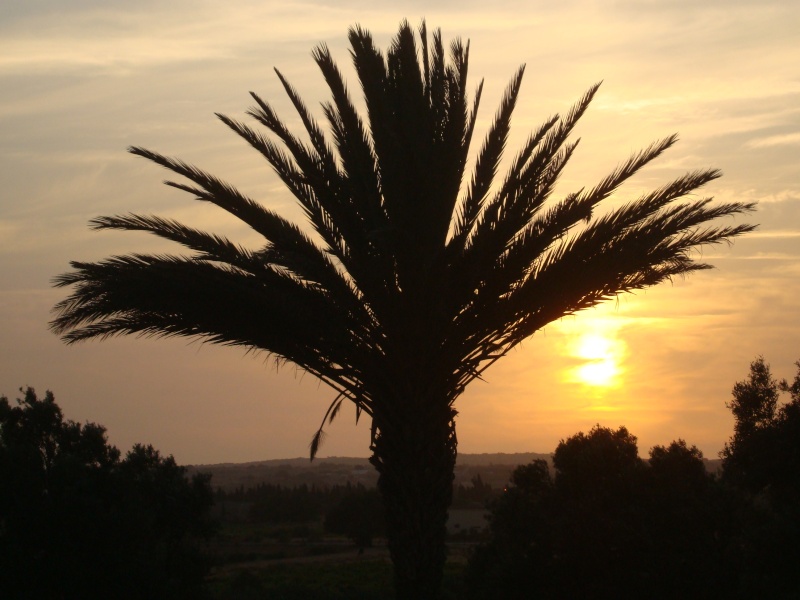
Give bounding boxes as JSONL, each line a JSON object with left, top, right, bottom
{"left": 205, "top": 522, "right": 470, "bottom": 599}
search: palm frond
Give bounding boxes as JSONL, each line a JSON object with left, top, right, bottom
{"left": 450, "top": 66, "right": 526, "bottom": 249}
{"left": 309, "top": 393, "right": 345, "bottom": 460}
{"left": 52, "top": 21, "right": 756, "bottom": 462}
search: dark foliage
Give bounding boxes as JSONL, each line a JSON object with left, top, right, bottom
{"left": 720, "top": 358, "right": 800, "bottom": 598}
{"left": 640, "top": 440, "right": 733, "bottom": 598}
{"left": 467, "top": 427, "right": 732, "bottom": 599}
{"left": 244, "top": 483, "right": 322, "bottom": 524}
{"left": 451, "top": 473, "right": 495, "bottom": 509}
{"left": 216, "top": 480, "right": 374, "bottom": 524}
{"left": 721, "top": 357, "right": 797, "bottom": 496}
{"left": 324, "top": 487, "right": 385, "bottom": 551}
{"left": 0, "top": 388, "right": 214, "bottom": 600}
{"left": 468, "top": 359, "right": 800, "bottom": 599}
{"left": 208, "top": 560, "right": 469, "bottom": 600}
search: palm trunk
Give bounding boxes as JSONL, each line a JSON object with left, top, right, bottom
{"left": 369, "top": 401, "right": 458, "bottom": 599}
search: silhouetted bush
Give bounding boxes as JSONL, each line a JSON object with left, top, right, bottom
{"left": 720, "top": 358, "right": 800, "bottom": 597}
{"left": 467, "top": 426, "right": 734, "bottom": 599}
{"left": 451, "top": 473, "right": 496, "bottom": 508}
{"left": 0, "top": 388, "right": 214, "bottom": 600}
{"left": 324, "top": 486, "right": 385, "bottom": 551}
{"left": 467, "top": 358, "right": 800, "bottom": 599}
{"left": 246, "top": 483, "right": 321, "bottom": 524}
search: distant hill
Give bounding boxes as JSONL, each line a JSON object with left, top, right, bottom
{"left": 188, "top": 452, "right": 722, "bottom": 491}
{"left": 188, "top": 452, "right": 722, "bottom": 492}
{"left": 191, "top": 452, "right": 550, "bottom": 470}
{"left": 188, "top": 453, "right": 550, "bottom": 491}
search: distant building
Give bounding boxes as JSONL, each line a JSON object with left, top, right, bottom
{"left": 447, "top": 509, "right": 490, "bottom": 535}
{"left": 352, "top": 465, "right": 369, "bottom": 477}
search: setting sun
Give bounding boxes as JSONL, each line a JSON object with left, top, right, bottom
{"left": 575, "top": 335, "right": 619, "bottom": 387}
{"left": 556, "top": 313, "right": 629, "bottom": 390}
{"left": 1, "top": 0, "right": 797, "bottom": 471}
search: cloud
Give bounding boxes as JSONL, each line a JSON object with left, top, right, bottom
{"left": 751, "top": 190, "right": 800, "bottom": 204}
{"left": 0, "top": 1, "right": 355, "bottom": 75}
{"left": 746, "top": 132, "right": 800, "bottom": 148}
{"left": 2, "top": 0, "right": 799, "bottom": 463}
{"left": 746, "top": 230, "right": 800, "bottom": 239}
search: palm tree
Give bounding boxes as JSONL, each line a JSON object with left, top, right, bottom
{"left": 51, "top": 21, "right": 754, "bottom": 598}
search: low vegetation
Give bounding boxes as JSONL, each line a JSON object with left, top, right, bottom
{"left": 467, "top": 356, "right": 800, "bottom": 599}
{"left": 0, "top": 388, "right": 214, "bottom": 600}
{"left": 3, "top": 356, "right": 798, "bottom": 598}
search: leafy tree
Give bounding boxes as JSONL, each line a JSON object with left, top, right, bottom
{"left": 452, "top": 473, "right": 495, "bottom": 508}
{"left": 50, "top": 20, "right": 754, "bottom": 598}
{"left": 548, "top": 426, "right": 651, "bottom": 597}
{"left": 552, "top": 424, "right": 642, "bottom": 499}
{"left": 470, "top": 361, "right": 800, "bottom": 599}
{"left": 648, "top": 439, "right": 707, "bottom": 492}
{"left": 466, "top": 459, "right": 553, "bottom": 599}
{"left": 0, "top": 388, "right": 213, "bottom": 600}
{"left": 468, "top": 427, "right": 650, "bottom": 599}
{"left": 468, "top": 430, "right": 736, "bottom": 599}
{"left": 112, "top": 443, "right": 214, "bottom": 597}
{"left": 776, "top": 362, "right": 800, "bottom": 504}
{"left": 247, "top": 483, "right": 320, "bottom": 524}
{"left": 721, "top": 358, "right": 800, "bottom": 597}
{"left": 324, "top": 487, "right": 385, "bottom": 552}
{"left": 726, "top": 356, "right": 780, "bottom": 441}
{"left": 479, "top": 361, "right": 800, "bottom": 599}
{"left": 645, "top": 440, "right": 731, "bottom": 598}
{"left": 722, "top": 357, "right": 790, "bottom": 494}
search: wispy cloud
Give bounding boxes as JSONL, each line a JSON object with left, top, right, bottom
{"left": 746, "top": 132, "right": 800, "bottom": 148}
{"left": 2, "top": 0, "right": 799, "bottom": 463}
{"left": 745, "top": 230, "right": 800, "bottom": 239}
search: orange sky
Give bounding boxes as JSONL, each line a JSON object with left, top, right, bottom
{"left": 2, "top": 1, "right": 799, "bottom": 464}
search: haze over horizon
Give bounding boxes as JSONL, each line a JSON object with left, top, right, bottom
{"left": 2, "top": 0, "right": 798, "bottom": 465}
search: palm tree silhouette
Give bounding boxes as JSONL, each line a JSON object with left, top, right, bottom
{"left": 51, "top": 21, "right": 754, "bottom": 598}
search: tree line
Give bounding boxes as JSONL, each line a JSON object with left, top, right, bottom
{"left": 0, "top": 388, "right": 215, "bottom": 600}
{"left": 215, "top": 474, "right": 494, "bottom": 552}
{"left": 3, "top": 355, "right": 798, "bottom": 598}
{"left": 0, "top": 385, "right": 497, "bottom": 599}
{"left": 465, "top": 356, "right": 800, "bottom": 599}
{"left": 217, "top": 475, "right": 495, "bottom": 524}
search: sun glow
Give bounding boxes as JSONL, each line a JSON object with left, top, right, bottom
{"left": 557, "top": 313, "right": 629, "bottom": 390}
{"left": 575, "top": 334, "right": 620, "bottom": 387}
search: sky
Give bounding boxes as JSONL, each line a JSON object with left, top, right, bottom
{"left": 1, "top": 0, "right": 798, "bottom": 465}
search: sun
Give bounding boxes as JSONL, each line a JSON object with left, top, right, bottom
{"left": 575, "top": 334, "right": 620, "bottom": 386}
{"left": 569, "top": 331, "right": 627, "bottom": 388}
{"left": 553, "top": 310, "right": 629, "bottom": 390}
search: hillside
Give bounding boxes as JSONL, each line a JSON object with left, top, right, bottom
{"left": 189, "top": 452, "right": 722, "bottom": 491}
